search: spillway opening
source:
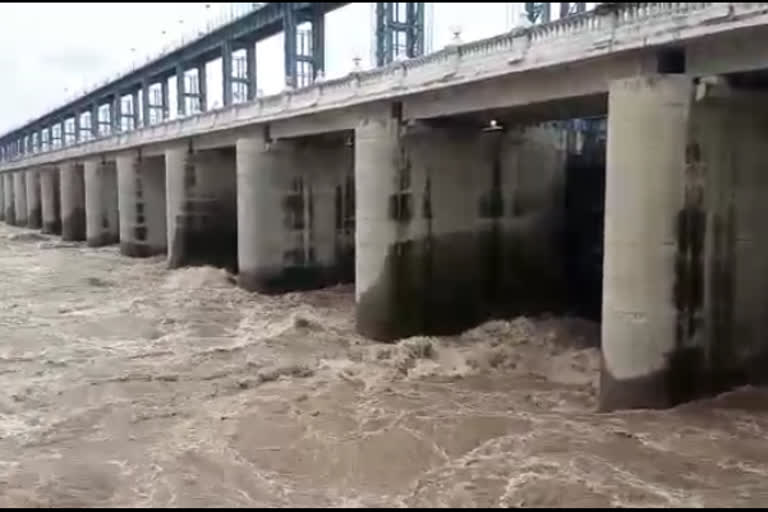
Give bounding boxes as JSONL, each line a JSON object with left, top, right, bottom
{"left": 354, "top": 111, "right": 610, "bottom": 342}
{"left": 168, "top": 146, "right": 239, "bottom": 273}
{"left": 118, "top": 154, "right": 168, "bottom": 258}
{"left": 279, "top": 132, "right": 355, "bottom": 289}
{"left": 562, "top": 118, "right": 606, "bottom": 323}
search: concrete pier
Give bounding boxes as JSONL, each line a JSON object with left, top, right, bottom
{"left": 236, "top": 137, "right": 293, "bottom": 292}
{"left": 40, "top": 168, "right": 61, "bottom": 235}
{"left": 354, "top": 113, "right": 567, "bottom": 341}
{"left": 166, "top": 145, "right": 237, "bottom": 270}
{"left": 84, "top": 158, "right": 119, "bottom": 247}
{"left": 13, "top": 172, "right": 27, "bottom": 227}
{"left": 0, "top": 173, "right": 5, "bottom": 222}
{"left": 59, "top": 162, "right": 86, "bottom": 241}
{"left": 116, "top": 152, "right": 167, "bottom": 257}
{"left": 25, "top": 169, "right": 41, "bottom": 229}
{"left": 2, "top": 174, "right": 11, "bottom": 225}
{"left": 600, "top": 75, "right": 692, "bottom": 411}
{"left": 236, "top": 135, "right": 354, "bottom": 293}
{"left": 600, "top": 74, "right": 768, "bottom": 411}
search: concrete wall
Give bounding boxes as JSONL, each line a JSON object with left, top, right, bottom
{"left": 13, "top": 172, "right": 27, "bottom": 227}
{"left": 116, "top": 152, "right": 167, "bottom": 257}
{"left": 355, "top": 114, "right": 567, "bottom": 341}
{"left": 84, "top": 158, "right": 119, "bottom": 247}
{"left": 166, "top": 144, "right": 238, "bottom": 270}
{"left": 59, "top": 162, "right": 86, "bottom": 241}
{"left": 236, "top": 135, "right": 354, "bottom": 293}
{"left": 25, "top": 169, "right": 41, "bottom": 229}
{"left": 40, "top": 168, "right": 61, "bottom": 235}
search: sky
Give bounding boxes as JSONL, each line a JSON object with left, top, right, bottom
{"left": 0, "top": 2, "right": 594, "bottom": 136}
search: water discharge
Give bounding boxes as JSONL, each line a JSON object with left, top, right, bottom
{"left": 0, "top": 223, "right": 766, "bottom": 507}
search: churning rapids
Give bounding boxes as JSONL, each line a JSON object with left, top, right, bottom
{"left": 0, "top": 223, "right": 767, "bottom": 507}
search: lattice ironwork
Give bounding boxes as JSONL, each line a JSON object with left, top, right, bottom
{"left": 525, "top": 2, "right": 551, "bottom": 24}
{"left": 375, "top": 2, "right": 425, "bottom": 67}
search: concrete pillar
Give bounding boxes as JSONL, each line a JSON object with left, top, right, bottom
{"left": 0, "top": 173, "right": 5, "bottom": 222}
{"left": 40, "top": 168, "right": 61, "bottom": 235}
{"left": 116, "top": 151, "right": 167, "bottom": 257}
{"left": 354, "top": 114, "right": 422, "bottom": 341}
{"left": 59, "top": 162, "right": 86, "bottom": 241}
{"left": 236, "top": 137, "right": 294, "bottom": 292}
{"left": 236, "top": 135, "right": 354, "bottom": 293}
{"left": 13, "top": 171, "right": 27, "bottom": 227}
{"left": 84, "top": 158, "right": 119, "bottom": 247}
{"left": 25, "top": 169, "right": 41, "bottom": 229}
{"left": 600, "top": 75, "right": 694, "bottom": 411}
{"left": 3, "top": 173, "right": 13, "bottom": 225}
{"left": 601, "top": 75, "right": 768, "bottom": 412}
{"left": 166, "top": 144, "right": 237, "bottom": 270}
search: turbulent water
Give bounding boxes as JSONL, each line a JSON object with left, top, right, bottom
{"left": 0, "top": 223, "right": 767, "bottom": 507}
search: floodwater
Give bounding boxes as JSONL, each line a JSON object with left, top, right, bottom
{"left": 0, "top": 223, "right": 766, "bottom": 507}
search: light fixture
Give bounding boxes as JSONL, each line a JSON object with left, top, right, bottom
{"left": 482, "top": 119, "right": 504, "bottom": 132}
{"left": 449, "top": 24, "right": 463, "bottom": 45}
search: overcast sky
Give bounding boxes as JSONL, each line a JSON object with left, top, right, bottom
{"left": 0, "top": 2, "right": 593, "bottom": 135}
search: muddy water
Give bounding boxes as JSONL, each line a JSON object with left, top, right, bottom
{"left": 0, "top": 223, "right": 766, "bottom": 507}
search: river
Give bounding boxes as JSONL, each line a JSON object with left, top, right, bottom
{"left": 0, "top": 223, "right": 765, "bottom": 507}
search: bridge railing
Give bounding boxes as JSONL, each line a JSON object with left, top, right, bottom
{"left": 6, "top": 2, "right": 768, "bottom": 165}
